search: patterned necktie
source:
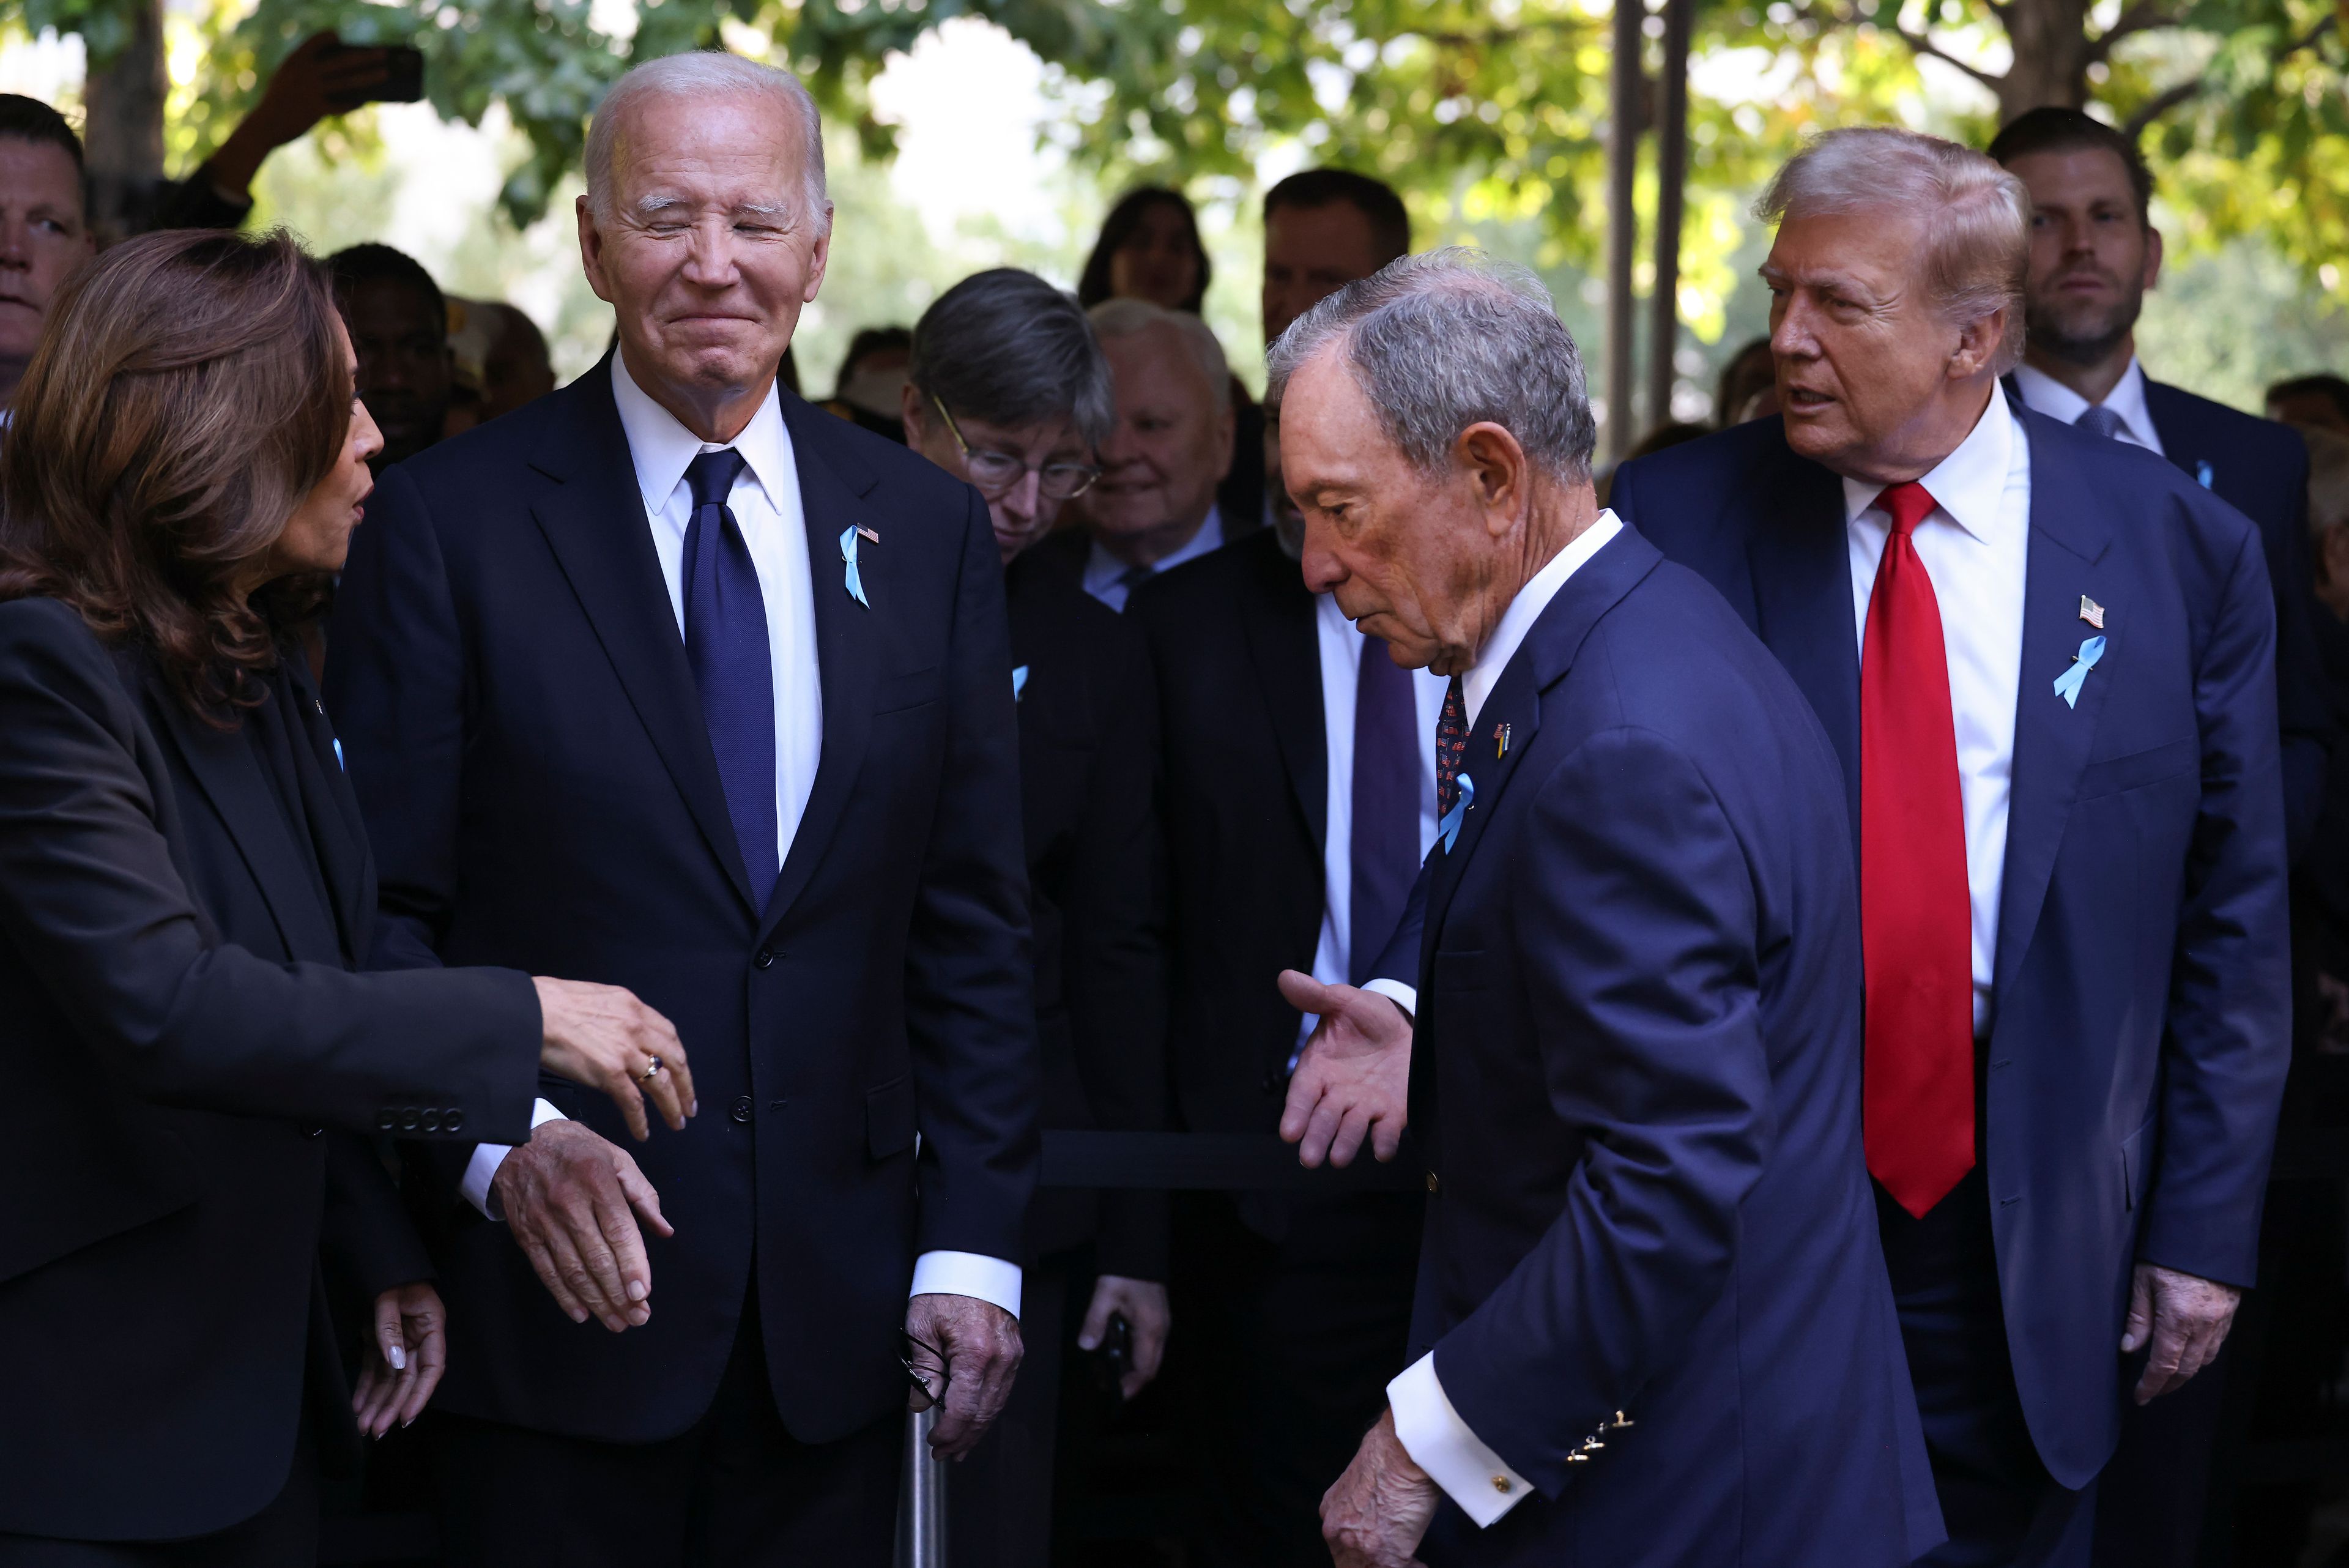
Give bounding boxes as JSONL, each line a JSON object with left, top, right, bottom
{"left": 681, "top": 448, "right": 779, "bottom": 912}
{"left": 2074, "top": 404, "right": 2128, "bottom": 442}
{"left": 1349, "top": 636, "right": 1419, "bottom": 983}
{"left": 1859, "top": 481, "right": 1976, "bottom": 1219}
{"left": 1433, "top": 675, "right": 1468, "bottom": 824}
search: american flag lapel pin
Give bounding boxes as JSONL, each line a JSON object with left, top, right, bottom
{"left": 1494, "top": 721, "right": 1510, "bottom": 759}
{"left": 2079, "top": 595, "right": 2105, "bottom": 630}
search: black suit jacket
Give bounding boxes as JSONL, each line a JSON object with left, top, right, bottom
{"left": 0, "top": 600, "right": 538, "bottom": 1540}
{"left": 1007, "top": 544, "right": 1170, "bottom": 1278}
{"left": 1129, "top": 530, "right": 1328, "bottom": 1139}
{"left": 325, "top": 362, "right": 1040, "bottom": 1444}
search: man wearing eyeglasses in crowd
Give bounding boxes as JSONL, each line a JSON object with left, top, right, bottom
{"left": 902, "top": 269, "right": 1173, "bottom": 1568}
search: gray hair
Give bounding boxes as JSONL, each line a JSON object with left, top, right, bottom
{"left": 1758, "top": 126, "right": 2028, "bottom": 374}
{"left": 585, "top": 52, "right": 829, "bottom": 231}
{"left": 911, "top": 269, "right": 1115, "bottom": 447}
{"left": 1265, "top": 248, "right": 1597, "bottom": 485}
{"left": 1086, "top": 297, "right": 1232, "bottom": 414}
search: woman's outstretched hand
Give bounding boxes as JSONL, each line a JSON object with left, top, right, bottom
{"left": 531, "top": 978, "right": 696, "bottom": 1140}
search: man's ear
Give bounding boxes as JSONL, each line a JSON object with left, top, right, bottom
{"left": 1457, "top": 422, "right": 1530, "bottom": 537}
{"left": 577, "top": 196, "right": 614, "bottom": 306}
{"left": 2143, "top": 223, "right": 2164, "bottom": 293}
{"left": 899, "top": 380, "right": 927, "bottom": 445}
{"left": 1950, "top": 306, "right": 2009, "bottom": 382}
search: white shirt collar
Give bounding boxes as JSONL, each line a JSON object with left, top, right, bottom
{"left": 1082, "top": 505, "right": 1225, "bottom": 602}
{"left": 1462, "top": 510, "right": 1625, "bottom": 729}
{"left": 2012, "top": 356, "right": 2159, "bottom": 450}
{"left": 610, "top": 348, "right": 794, "bottom": 515}
{"left": 1840, "top": 389, "right": 2017, "bottom": 545}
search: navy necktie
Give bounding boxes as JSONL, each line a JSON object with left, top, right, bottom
{"left": 1350, "top": 635, "right": 1419, "bottom": 984}
{"left": 1434, "top": 675, "right": 1468, "bottom": 823}
{"left": 681, "top": 448, "right": 778, "bottom": 911}
{"left": 2074, "top": 404, "right": 2128, "bottom": 442}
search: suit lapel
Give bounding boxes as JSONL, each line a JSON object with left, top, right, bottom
{"left": 1743, "top": 444, "right": 1861, "bottom": 839}
{"left": 1991, "top": 418, "right": 2119, "bottom": 1003}
{"left": 1239, "top": 542, "right": 1328, "bottom": 854}
{"left": 1423, "top": 529, "right": 1661, "bottom": 942}
{"left": 285, "top": 655, "right": 376, "bottom": 962}
{"left": 759, "top": 395, "right": 883, "bottom": 937}
{"left": 139, "top": 666, "right": 321, "bottom": 962}
{"left": 528, "top": 362, "right": 760, "bottom": 915}
{"left": 2140, "top": 380, "right": 2211, "bottom": 491}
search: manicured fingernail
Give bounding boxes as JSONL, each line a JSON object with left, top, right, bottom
{"left": 388, "top": 1343, "right": 407, "bottom": 1371}
{"left": 627, "top": 1280, "right": 648, "bottom": 1301}
{"left": 1077, "top": 1336, "right": 1097, "bottom": 1350}
{"left": 570, "top": 1309, "right": 588, "bottom": 1324}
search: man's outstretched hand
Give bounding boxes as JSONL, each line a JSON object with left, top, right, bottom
{"left": 1277, "top": 970, "right": 1413, "bottom": 1168}
{"left": 492, "top": 1120, "right": 672, "bottom": 1334}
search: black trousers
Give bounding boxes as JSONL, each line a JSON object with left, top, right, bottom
{"left": 1169, "top": 1189, "right": 1422, "bottom": 1568}
{"left": 1880, "top": 1170, "right": 2095, "bottom": 1568}
{"left": 0, "top": 1429, "right": 316, "bottom": 1568}
{"left": 433, "top": 1297, "right": 900, "bottom": 1568}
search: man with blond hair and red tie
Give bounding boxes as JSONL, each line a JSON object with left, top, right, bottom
{"left": 1603, "top": 127, "right": 2291, "bottom": 1564}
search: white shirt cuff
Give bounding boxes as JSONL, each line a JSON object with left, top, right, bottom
{"left": 910, "top": 1250, "right": 1023, "bottom": 1320}
{"left": 459, "top": 1098, "right": 569, "bottom": 1220}
{"left": 1362, "top": 978, "right": 1418, "bottom": 1020}
{"left": 1388, "top": 1351, "right": 1533, "bottom": 1528}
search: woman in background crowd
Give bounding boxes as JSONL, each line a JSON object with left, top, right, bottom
{"left": 1078, "top": 185, "right": 1212, "bottom": 315}
{"left": 0, "top": 229, "right": 691, "bottom": 1566}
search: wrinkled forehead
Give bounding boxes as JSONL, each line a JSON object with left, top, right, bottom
{"left": 1763, "top": 206, "right": 1928, "bottom": 297}
{"left": 607, "top": 92, "right": 809, "bottom": 215}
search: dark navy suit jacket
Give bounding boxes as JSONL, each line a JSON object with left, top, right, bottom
{"left": 1410, "top": 528, "right": 1939, "bottom": 1566}
{"left": 325, "top": 362, "right": 1040, "bottom": 1445}
{"left": 1608, "top": 406, "right": 2293, "bottom": 1487}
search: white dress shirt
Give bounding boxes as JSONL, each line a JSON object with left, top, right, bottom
{"left": 1304, "top": 589, "right": 1449, "bottom": 1049}
{"left": 1081, "top": 505, "right": 1226, "bottom": 611}
{"left": 1842, "top": 392, "right": 2032, "bottom": 1036}
{"left": 2013, "top": 357, "right": 2165, "bottom": 456}
{"left": 460, "top": 353, "right": 1019, "bottom": 1317}
{"left": 1380, "top": 510, "right": 1627, "bottom": 1528}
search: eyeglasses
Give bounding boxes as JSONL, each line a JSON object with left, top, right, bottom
{"left": 932, "top": 396, "right": 1101, "bottom": 502}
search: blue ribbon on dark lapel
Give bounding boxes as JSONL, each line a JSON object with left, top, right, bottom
{"left": 2053, "top": 634, "right": 2107, "bottom": 709}
{"left": 1438, "top": 772, "right": 1475, "bottom": 853}
{"left": 839, "top": 524, "right": 870, "bottom": 607}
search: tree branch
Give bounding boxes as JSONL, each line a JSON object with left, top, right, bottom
{"left": 2120, "top": 12, "right": 2340, "bottom": 135}
{"left": 2087, "top": 0, "right": 2183, "bottom": 62}
{"left": 1889, "top": 20, "right": 2007, "bottom": 89}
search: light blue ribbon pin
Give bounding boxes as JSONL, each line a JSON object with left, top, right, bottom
{"left": 839, "top": 525, "right": 869, "bottom": 608}
{"left": 1438, "top": 773, "right": 1475, "bottom": 853}
{"left": 1012, "top": 665, "right": 1030, "bottom": 702}
{"left": 332, "top": 738, "right": 344, "bottom": 772}
{"left": 2053, "top": 634, "right": 2107, "bottom": 709}
{"left": 2195, "top": 460, "right": 2214, "bottom": 489}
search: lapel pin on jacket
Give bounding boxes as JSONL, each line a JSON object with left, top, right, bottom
{"left": 839, "top": 525, "right": 870, "bottom": 608}
{"left": 1439, "top": 773, "right": 1475, "bottom": 853}
{"left": 1012, "top": 665, "right": 1030, "bottom": 702}
{"left": 2054, "top": 634, "right": 2107, "bottom": 710}
{"left": 2079, "top": 595, "right": 2105, "bottom": 630}
{"left": 1494, "top": 721, "right": 1510, "bottom": 759}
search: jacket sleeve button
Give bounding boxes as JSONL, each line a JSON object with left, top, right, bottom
{"left": 445, "top": 1109, "right": 464, "bottom": 1134}
{"left": 399, "top": 1109, "right": 420, "bottom": 1132}
{"left": 376, "top": 1109, "right": 396, "bottom": 1132}
{"left": 421, "top": 1109, "right": 442, "bottom": 1133}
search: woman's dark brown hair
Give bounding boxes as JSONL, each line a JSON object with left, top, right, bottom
{"left": 1077, "top": 186, "right": 1211, "bottom": 314}
{"left": 0, "top": 227, "right": 352, "bottom": 725}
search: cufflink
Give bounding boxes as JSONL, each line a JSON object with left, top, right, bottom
{"left": 1491, "top": 1475, "right": 1513, "bottom": 1494}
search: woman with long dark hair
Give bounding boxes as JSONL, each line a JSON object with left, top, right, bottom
{"left": 0, "top": 229, "right": 694, "bottom": 1565}
{"left": 1077, "top": 185, "right": 1212, "bottom": 314}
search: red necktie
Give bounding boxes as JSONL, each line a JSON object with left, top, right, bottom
{"left": 1860, "top": 481, "right": 1976, "bottom": 1218}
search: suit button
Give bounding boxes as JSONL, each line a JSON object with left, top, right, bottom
{"left": 376, "top": 1109, "right": 396, "bottom": 1132}
{"left": 421, "top": 1108, "right": 442, "bottom": 1133}
{"left": 1425, "top": 1170, "right": 1441, "bottom": 1194}
{"left": 754, "top": 948, "right": 777, "bottom": 970}
{"left": 731, "top": 1096, "right": 754, "bottom": 1123}
{"left": 399, "top": 1108, "right": 420, "bottom": 1132}
{"left": 445, "top": 1109, "right": 464, "bottom": 1134}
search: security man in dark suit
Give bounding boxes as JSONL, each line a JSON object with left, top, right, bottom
{"left": 1989, "top": 106, "right": 2334, "bottom": 1564}
{"left": 901, "top": 267, "right": 1173, "bottom": 1567}
{"left": 326, "top": 56, "right": 1037, "bottom": 1566}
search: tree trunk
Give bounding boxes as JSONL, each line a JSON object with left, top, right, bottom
{"left": 1996, "top": 0, "right": 2096, "bottom": 117}
{"left": 1645, "top": 0, "right": 1693, "bottom": 437}
{"left": 1605, "top": 0, "right": 1645, "bottom": 463}
{"left": 81, "top": 0, "right": 168, "bottom": 242}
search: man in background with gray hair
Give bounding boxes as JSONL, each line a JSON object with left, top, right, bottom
{"left": 1045, "top": 297, "right": 1238, "bottom": 610}
{"left": 1611, "top": 126, "right": 2290, "bottom": 1565}
{"left": 1280, "top": 248, "right": 1932, "bottom": 1568}
{"left": 328, "top": 51, "right": 1037, "bottom": 1565}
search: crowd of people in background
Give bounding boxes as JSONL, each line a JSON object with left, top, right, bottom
{"left": 8, "top": 33, "right": 2349, "bottom": 1568}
